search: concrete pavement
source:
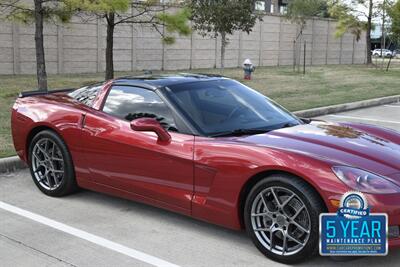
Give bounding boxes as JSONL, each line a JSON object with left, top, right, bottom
{"left": 1, "top": 103, "right": 400, "bottom": 267}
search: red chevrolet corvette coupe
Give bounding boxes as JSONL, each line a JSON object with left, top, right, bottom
{"left": 11, "top": 74, "right": 400, "bottom": 263}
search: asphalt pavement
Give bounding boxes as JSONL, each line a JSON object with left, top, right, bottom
{"left": 1, "top": 103, "right": 400, "bottom": 267}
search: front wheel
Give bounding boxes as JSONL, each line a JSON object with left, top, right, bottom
{"left": 244, "top": 174, "right": 325, "bottom": 264}
{"left": 28, "top": 130, "right": 78, "bottom": 197}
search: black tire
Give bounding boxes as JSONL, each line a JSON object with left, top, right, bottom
{"left": 244, "top": 174, "right": 325, "bottom": 264}
{"left": 28, "top": 130, "right": 78, "bottom": 197}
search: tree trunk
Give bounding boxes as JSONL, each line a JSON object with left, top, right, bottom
{"left": 105, "top": 13, "right": 115, "bottom": 80}
{"left": 381, "top": 0, "right": 386, "bottom": 69}
{"left": 220, "top": 32, "right": 226, "bottom": 70}
{"left": 366, "top": 0, "right": 373, "bottom": 64}
{"left": 34, "top": 0, "right": 47, "bottom": 91}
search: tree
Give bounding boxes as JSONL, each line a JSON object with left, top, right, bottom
{"left": 286, "top": 0, "right": 330, "bottom": 36}
{"left": 187, "top": 0, "right": 260, "bottom": 69}
{"left": 285, "top": 0, "right": 329, "bottom": 72}
{"left": 68, "top": 0, "right": 191, "bottom": 80}
{"left": 388, "top": 0, "right": 400, "bottom": 44}
{"left": 329, "top": 0, "right": 380, "bottom": 65}
{"left": 0, "top": 0, "right": 75, "bottom": 91}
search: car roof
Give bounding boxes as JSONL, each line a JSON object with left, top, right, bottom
{"left": 112, "top": 73, "right": 228, "bottom": 90}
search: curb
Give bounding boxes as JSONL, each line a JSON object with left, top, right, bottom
{"left": 1, "top": 95, "right": 400, "bottom": 174}
{"left": 294, "top": 95, "right": 400, "bottom": 118}
{"left": 0, "top": 156, "right": 27, "bottom": 174}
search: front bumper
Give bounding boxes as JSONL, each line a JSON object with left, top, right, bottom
{"left": 389, "top": 237, "right": 400, "bottom": 248}
{"left": 325, "top": 190, "right": 400, "bottom": 248}
{"left": 364, "top": 193, "right": 400, "bottom": 248}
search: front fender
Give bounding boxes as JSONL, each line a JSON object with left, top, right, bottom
{"left": 191, "top": 138, "right": 347, "bottom": 229}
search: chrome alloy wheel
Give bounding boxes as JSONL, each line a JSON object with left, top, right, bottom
{"left": 250, "top": 186, "right": 311, "bottom": 256}
{"left": 31, "top": 138, "right": 65, "bottom": 190}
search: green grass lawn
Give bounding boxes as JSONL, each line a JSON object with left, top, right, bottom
{"left": 1, "top": 64, "right": 400, "bottom": 158}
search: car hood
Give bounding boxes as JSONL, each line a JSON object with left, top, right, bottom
{"left": 227, "top": 121, "right": 400, "bottom": 177}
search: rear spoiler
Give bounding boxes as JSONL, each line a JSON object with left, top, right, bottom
{"left": 18, "top": 88, "right": 75, "bottom": 98}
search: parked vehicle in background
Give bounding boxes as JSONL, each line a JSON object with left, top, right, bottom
{"left": 372, "top": 49, "right": 393, "bottom": 57}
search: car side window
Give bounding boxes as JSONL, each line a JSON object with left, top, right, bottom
{"left": 68, "top": 83, "right": 103, "bottom": 107}
{"left": 103, "top": 85, "right": 178, "bottom": 131}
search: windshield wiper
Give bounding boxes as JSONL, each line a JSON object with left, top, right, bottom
{"left": 209, "top": 128, "right": 271, "bottom": 137}
{"left": 281, "top": 122, "right": 299, "bottom": 128}
{"left": 300, "top": 118, "right": 312, "bottom": 124}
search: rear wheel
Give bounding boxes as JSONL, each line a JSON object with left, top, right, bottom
{"left": 28, "top": 130, "right": 78, "bottom": 197}
{"left": 244, "top": 174, "right": 325, "bottom": 264}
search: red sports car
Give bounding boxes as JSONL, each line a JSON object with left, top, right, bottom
{"left": 11, "top": 74, "right": 400, "bottom": 263}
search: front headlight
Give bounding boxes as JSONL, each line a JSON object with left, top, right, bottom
{"left": 332, "top": 166, "right": 400, "bottom": 194}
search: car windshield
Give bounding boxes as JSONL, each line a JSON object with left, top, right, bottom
{"left": 164, "top": 79, "right": 302, "bottom": 136}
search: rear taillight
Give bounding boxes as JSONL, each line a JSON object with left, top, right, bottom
{"left": 12, "top": 101, "right": 19, "bottom": 110}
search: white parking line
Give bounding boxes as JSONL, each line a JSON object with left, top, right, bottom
{"left": 0, "top": 201, "right": 180, "bottom": 267}
{"left": 384, "top": 104, "right": 400, "bottom": 108}
{"left": 327, "top": 115, "right": 400, "bottom": 124}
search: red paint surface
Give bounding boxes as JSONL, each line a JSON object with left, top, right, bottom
{"left": 11, "top": 88, "right": 400, "bottom": 249}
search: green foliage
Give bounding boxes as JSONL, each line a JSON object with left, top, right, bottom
{"left": 334, "top": 13, "right": 367, "bottom": 41}
{"left": 162, "top": 35, "right": 175, "bottom": 44}
{"left": 0, "top": 0, "right": 75, "bottom": 24}
{"left": 71, "top": 0, "right": 191, "bottom": 43}
{"left": 187, "top": 0, "right": 260, "bottom": 37}
{"left": 389, "top": 0, "right": 400, "bottom": 42}
{"left": 64, "top": 0, "right": 130, "bottom": 13}
{"left": 157, "top": 7, "right": 192, "bottom": 44}
{"left": 158, "top": 7, "right": 192, "bottom": 37}
{"left": 328, "top": 0, "right": 372, "bottom": 41}
{"left": 286, "top": 0, "right": 329, "bottom": 28}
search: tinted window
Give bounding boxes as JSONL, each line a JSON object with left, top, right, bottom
{"left": 165, "top": 79, "right": 301, "bottom": 136}
{"left": 69, "top": 83, "right": 103, "bottom": 106}
{"left": 103, "top": 86, "right": 177, "bottom": 131}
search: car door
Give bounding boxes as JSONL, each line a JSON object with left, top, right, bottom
{"left": 81, "top": 85, "right": 194, "bottom": 213}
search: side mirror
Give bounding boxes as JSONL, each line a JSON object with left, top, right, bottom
{"left": 130, "top": 118, "right": 171, "bottom": 142}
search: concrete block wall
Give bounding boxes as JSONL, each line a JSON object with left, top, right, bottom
{"left": 0, "top": 23, "right": 13, "bottom": 74}
{"left": 0, "top": 14, "right": 367, "bottom": 75}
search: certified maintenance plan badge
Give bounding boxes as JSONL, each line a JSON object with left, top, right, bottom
{"left": 320, "top": 191, "right": 388, "bottom": 256}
